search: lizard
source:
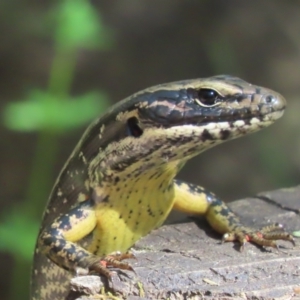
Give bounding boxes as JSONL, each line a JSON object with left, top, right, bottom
{"left": 30, "top": 75, "right": 294, "bottom": 299}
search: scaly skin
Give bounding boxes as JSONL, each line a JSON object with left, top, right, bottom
{"left": 31, "top": 75, "right": 293, "bottom": 299}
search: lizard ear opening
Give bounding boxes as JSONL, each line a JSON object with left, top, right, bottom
{"left": 127, "top": 117, "right": 143, "bottom": 138}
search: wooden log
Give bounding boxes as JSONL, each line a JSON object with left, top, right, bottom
{"left": 70, "top": 186, "right": 300, "bottom": 299}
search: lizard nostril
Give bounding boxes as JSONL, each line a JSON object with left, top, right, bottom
{"left": 265, "top": 95, "right": 275, "bottom": 104}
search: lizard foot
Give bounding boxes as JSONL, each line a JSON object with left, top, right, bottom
{"left": 222, "top": 223, "right": 295, "bottom": 251}
{"left": 89, "top": 251, "right": 136, "bottom": 278}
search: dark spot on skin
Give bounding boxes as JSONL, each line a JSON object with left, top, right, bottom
{"left": 220, "top": 129, "right": 231, "bottom": 140}
{"left": 102, "top": 195, "right": 109, "bottom": 203}
{"left": 201, "top": 129, "right": 214, "bottom": 141}
{"left": 114, "top": 176, "right": 120, "bottom": 183}
{"left": 138, "top": 199, "right": 142, "bottom": 204}
{"left": 129, "top": 210, "right": 133, "bottom": 214}
{"left": 135, "top": 222, "right": 139, "bottom": 226}
{"left": 93, "top": 243, "right": 100, "bottom": 255}
{"left": 155, "top": 172, "right": 163, "bottom": 179}
{"left": 113, "top": 236, "right": 117, "bottom": 240}
{"left": 236, "top": 94, "right": 246, "bottom": 103}
{"left": 116, "top": 187, "right": 120, "bottom": 192}
{"left": 119, "top": 214, "right": 123, "bottom": 219}
{"left": 148, "top": 173, "right": 157, "bottom": 180}
{"left": 245, "top": 118, "right": 252, "bottom": 126}
{"left": 147, "top": 206, "right": 155, "bottom": 217}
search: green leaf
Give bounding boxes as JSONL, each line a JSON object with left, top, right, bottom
{"left": 0, "top": 210, "right": 39, "bottom": 261}
{"left": 3, "top": 89, "right": 109, "bottom": 132}
{"left": 53, "top": 0, "right": 113, "bottom": 50}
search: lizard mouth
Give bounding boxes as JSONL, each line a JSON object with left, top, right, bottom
{"left": 195, "top": 110, "right": 284, "bottom": 143}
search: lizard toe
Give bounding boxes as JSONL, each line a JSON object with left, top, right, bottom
{"left": 222, "top": 224, "right": 295, "bottom": 250}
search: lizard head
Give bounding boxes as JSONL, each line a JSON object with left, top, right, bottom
{"left": 134, "top": 75, "right": 285, "bottom": 134}
{"left": 85, "top": 75, "right": 286, "bottom": 182}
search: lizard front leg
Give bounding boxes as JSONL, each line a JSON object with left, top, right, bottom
{"left": 172, "top": 180, "right": 294, "bottom": 250}
{"left": 38, "top": 199, "right": 133, "bottom": 278}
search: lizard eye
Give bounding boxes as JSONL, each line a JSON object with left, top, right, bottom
{"left": 187, "top": 88, "right": 222, "bottom": 107}
{"left": 127, "top": 117, "right": 143, "bottom": 138}
{"left": 197, "top": 88, "right": 220, "bottom": 106}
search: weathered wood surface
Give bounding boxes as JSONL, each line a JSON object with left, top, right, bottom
{"left": 70, "top": 186, "right": 300, "bottom": 300}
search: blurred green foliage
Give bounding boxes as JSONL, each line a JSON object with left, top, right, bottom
{"left": 1, "top": 1, "right": 112, "bottom": 299}
{"left": 4, "top": 90, "right": 108, "bottom": 132}
{"left": 53, "top": 0, "right": 112, "bottom": 50}
{"left": 0, "top": 210, "right": 37, "bottom": 261}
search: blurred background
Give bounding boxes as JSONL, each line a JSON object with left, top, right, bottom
{"left": 1, "top": 1, "right": 300, "bottom": 299}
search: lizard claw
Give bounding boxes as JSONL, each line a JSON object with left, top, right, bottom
{"left": 89, "top": 251, "right": 136, "bottom": 278}
{"left": 222, "top": 223, "right": 295, "bottom": 251}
